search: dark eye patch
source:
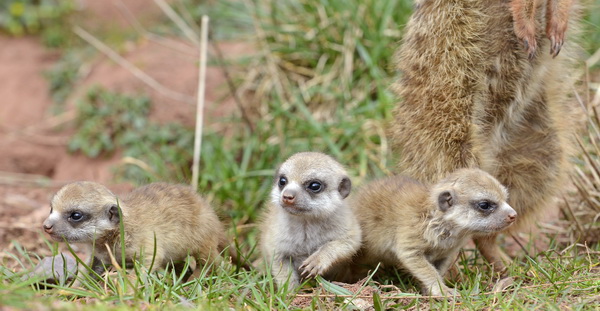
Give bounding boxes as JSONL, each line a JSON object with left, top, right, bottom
{"left": 67, "top": 210, "right": 88, "bottom": 223}
{"left": 471, "top": 200, "right": 497, "bottom": 214}
{"left": 304, "top": 180, "right": 325, "bottom": 194}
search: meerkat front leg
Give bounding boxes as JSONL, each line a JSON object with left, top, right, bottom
{"left": 299, "top": 236, "right": 361, "bottom": 279}
{"left": 546, "top": 0, "right": 574, "bottom": 57}
{"left": 510, "top": 0, "right": 543, "bottom": 58}
{"left": 396, "top": 251, "right": 456, "bottom": 297}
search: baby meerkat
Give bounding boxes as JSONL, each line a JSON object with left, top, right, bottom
{"left": 42, "top": 182, "right": 225, "bottom": 278}
{"left": 260, "top": 152, "right": 362, "bottom": 288}
{"left": 350, "top": 169, "right": 517, "bottom": 296}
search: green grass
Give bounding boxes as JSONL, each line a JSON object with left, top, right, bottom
{"left": 2, "top": 240, "right": 599, "bottom": 310}
{"left": 2, "top": 0, "right": 600, "bottom": 309}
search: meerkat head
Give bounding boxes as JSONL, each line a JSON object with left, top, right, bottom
{"left": 431, "top": 168, "right": 517, "bottom": 234}
{"left": 271, "top": 152, "right": 352, "bottom": 218}
{"left": 42, "top": 182, "right": 121, "bottom": 244}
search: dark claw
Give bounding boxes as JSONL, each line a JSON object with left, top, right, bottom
{"left": 523, "top": 38, "right": 537, "bottom": 60}
{"left": 551, "top": 41, "right": 562, "bottom": 58}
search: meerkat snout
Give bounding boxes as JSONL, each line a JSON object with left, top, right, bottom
{"left": 42, "top": 222, "right": 53, "bottom": 234}
{"left": 281, "top": 188, "right": 297, "bottom": 205}
{"left": 502, "top": 203, "right": 517, "bottom": 225}
{"left": 507, "top": 212, "right": 517, "bottom": 223}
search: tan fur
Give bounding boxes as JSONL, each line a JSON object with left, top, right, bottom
{"left": 349, "top": 169, "right": 517, "bottom": 296}
{"left": 390, "top": 0, "right": 579, "bottom": 272}
{"left": 259, "top": 152, "right": 362, "bottom": 288}
{"left": 42, "top": 182, "right": 225, "bottom": 277}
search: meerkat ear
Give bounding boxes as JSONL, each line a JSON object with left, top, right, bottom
{"left": 107, "top": 204, "right": 120, "bottom": 224}
{"left": 437, "top": 191, "right": 454, "bottom": 211}
{"left": 338, "top": 177, "right": 352, "bottom": 199}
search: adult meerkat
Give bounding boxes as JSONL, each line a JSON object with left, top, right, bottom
{"left": 510, "top": 0, "right": 575, "bottom": 57}
{"left": 42, "top": 182, "right": 225, "bottom": 278}
{"left": 350, "top": 169, "right": 517, "bottom": 296}
{"left": 260, "top": 152, "right": 362, "bottom": 288}
{"left": 390, "top": 0, "right": 579, "bottom": 273}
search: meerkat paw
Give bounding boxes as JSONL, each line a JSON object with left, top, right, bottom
{"left": 427, "top": 283, "right": 457, "bottom": 298}
{"left": 510, "top": 0, "right": 538, "bottom": 59}
{"left": 545, "top": 18, "right": 567, "bottom": 57}
{"left": 513, "top": 20, "right": 537, "bottom": 59}
{"left": 299, "top": 254, "right": 330, "bottom": 279}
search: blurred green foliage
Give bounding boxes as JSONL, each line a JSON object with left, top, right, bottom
{"left": 0, "top": 0, "right": 74, "bottom": 47}
{"left": 44, "top": 50, "right": 88, "bottom": 108}
{"left": 69, "top": 87, "right": 194, "bottom": 183}
{"left": 69, "top": 87, "right": 151, "bottom": 158}
{"left": 582, "top": 0, "right": 600, "bottom": 56}
{"left": 118, "top": 123, "right": 194, "bottom": 183}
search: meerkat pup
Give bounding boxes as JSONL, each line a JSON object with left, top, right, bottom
{"left": 350, "top": 169, "right": 517, "bottom": 296}
{"left": 42, "top": 182, "right": 225, "bottom": 278}
{"left": 260, "top": 152, "right": 362, "bottom": 288}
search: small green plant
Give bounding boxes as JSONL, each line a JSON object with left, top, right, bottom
{"left": 44, "top": 50, "right": 91, "bottom": 109}
{"left": 0, "top": 0, "right": 74, "bottom": 47}
{"left": 117, "top": 123, "right": 195, "bottom": 184}
{"left": 69, "top": 87, "right": 196, "bottom": 183}
{"left": 69, "top": 87, "right": 151, "bottom": 158}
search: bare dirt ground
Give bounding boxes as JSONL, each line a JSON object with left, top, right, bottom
{"left": 0, "top": 0, "right": 246, "bottom": 264}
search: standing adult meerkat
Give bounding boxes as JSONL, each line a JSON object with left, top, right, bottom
{"left": 260, "top": 152, "right": 362, "bottom": 288}
{"left": 42, "top": 182, "right": 225, "bottom": 278}
{"left": 350, "top": 169, "right": 517, "bottom": 296}
{"left": 390, "top": 0, "right": 579, "bottom": 273}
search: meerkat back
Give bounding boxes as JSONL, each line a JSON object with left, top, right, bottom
{"left": 350, "top": 176, "right": 429, "bottom": 265}
{"left": 121, "top": 183, "right": 225, "bottom": 267}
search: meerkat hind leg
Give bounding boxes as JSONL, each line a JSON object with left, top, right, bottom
{"left": 434, "top": 249, "right": 461, "bottom": 277}
{"left": 272, "top": 256, "right": 300, "bottom": 288}
{"left": 189, "top": 248, "right": 222, "bottom": 280}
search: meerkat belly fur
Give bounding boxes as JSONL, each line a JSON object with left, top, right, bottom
{"left": 260, "top": 152, "right": 362, "bottom": 288}
{"left": 42, "top": 182, "right": 225, "bottom": 277}
{"left": 350, "top": 169, "right": 517, "bottom": 296}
